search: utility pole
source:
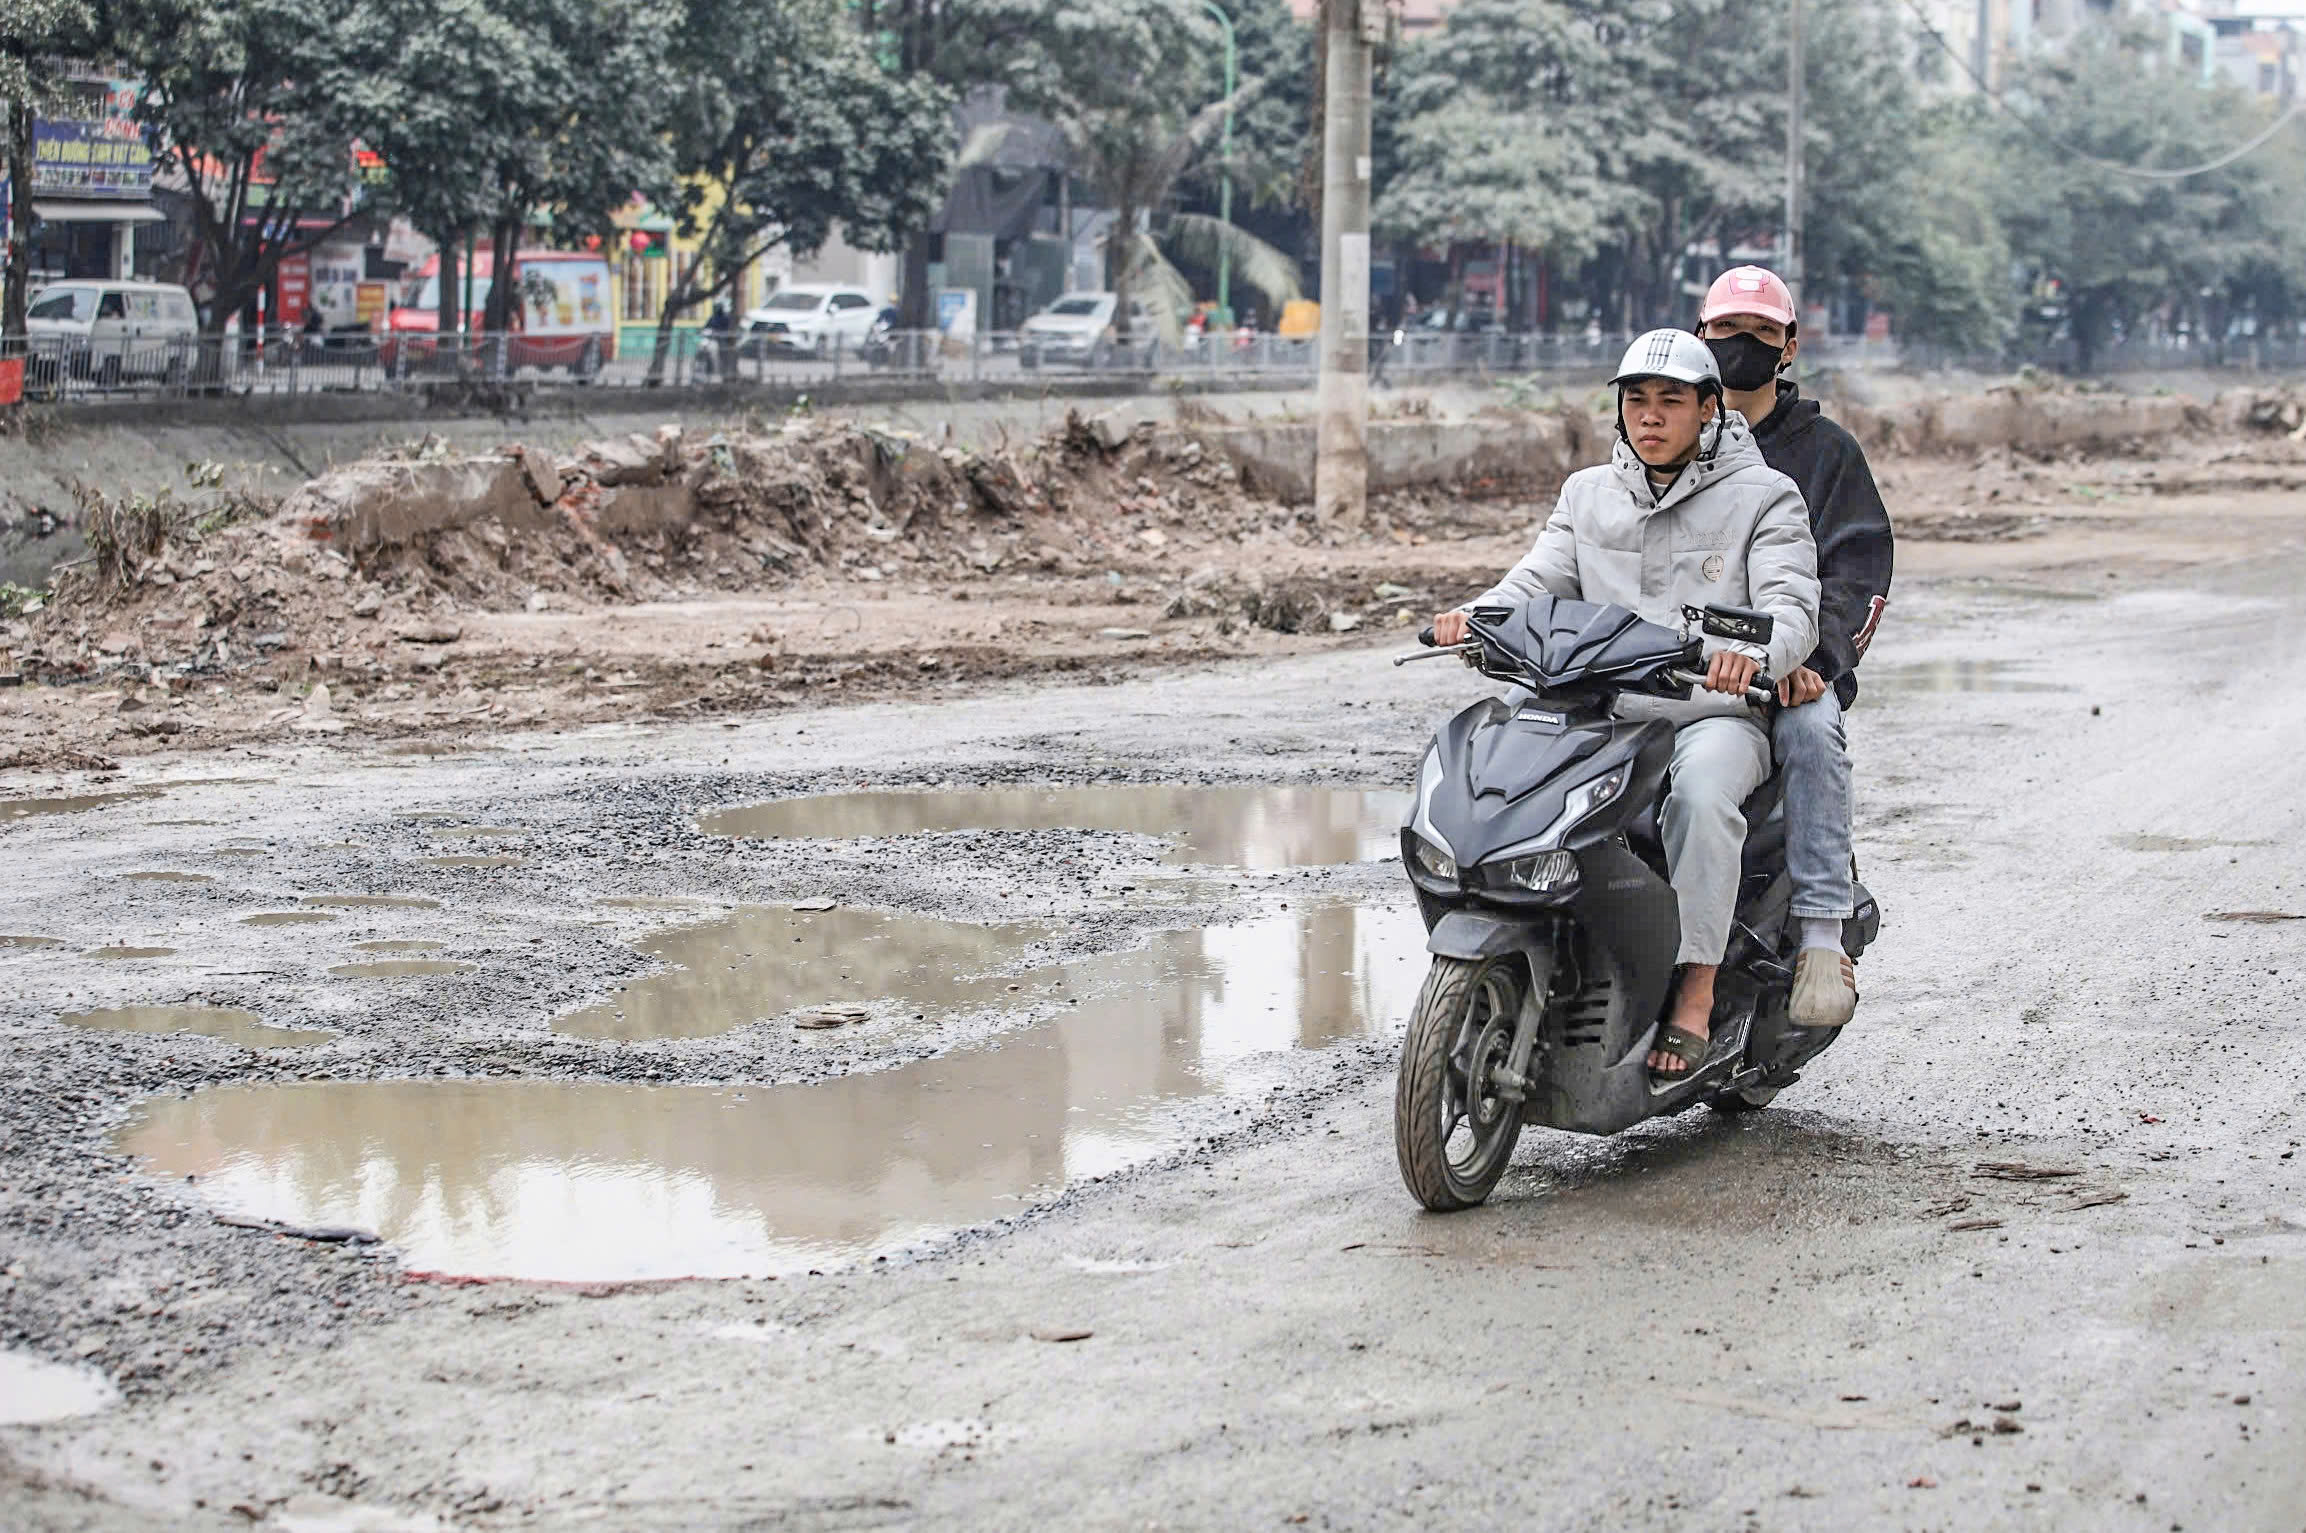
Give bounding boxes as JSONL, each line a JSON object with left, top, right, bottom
{"left": 1203, "top": 1, "right": 1236, "bottom": 326}
{"left": 1315, "top": 0, "right": 1374, "bottom": 526}
{"left": 1782, "top": 0, "right": 1804, "bottom": 314}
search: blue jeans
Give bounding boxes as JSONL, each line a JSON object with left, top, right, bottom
{"left": 1771, "top": 691, "right": 1855, "bottom": 920}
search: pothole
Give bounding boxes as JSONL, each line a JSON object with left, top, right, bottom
{"left": 241, "top": 912, "right": 338, "bottom": 927}
{"left": 699, "top": 785, "right": 1412, "bottom": 869}
{"left": 555, "top": 904, "right": 1062, "bottom": 1042}
{"left": 302, "top": 895, "right": 442, "bottom": 910}
{"left": 120, "top": 871, "right": 218, "bottom": 884}
{"left": 82, "top": 947, "right": 176, "bottom": 960}
{"left": 123, "top": 904, "right": 1427, "bottom": 1280}
{"left": 59, "top": 1006, "right": 335, "bottom": 1050}
{"left": 352, "top": 940, "right": 446, "bottom": 954}
{"left": 0, "top": 788, "right": 164, "bottom": 821}
{"left": 0, "top": 1351, "right": 118, "bottom": 1424}
{"left": 1866, "top": 660, "right": 2075, "bottom": 694}
{"left": 0, "top": 934, "right": 67, "bottom": 948}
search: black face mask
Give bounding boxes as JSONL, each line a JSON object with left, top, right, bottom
{"left": 1704, "top": 331, "right": 1786, "bottom": 394}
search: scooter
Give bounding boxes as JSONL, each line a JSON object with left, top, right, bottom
{"left": 1391, "top": 593, "right": 1882, "bottom": 1211}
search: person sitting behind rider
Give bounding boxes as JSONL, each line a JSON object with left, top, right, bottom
{"left": 1431, "top": 330, "right": 1819, "bottom": 1085}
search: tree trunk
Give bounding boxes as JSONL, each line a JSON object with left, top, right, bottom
{"left": 438, "top": 234, "right": 462, "bottom": 339}
{"left": 483, "top": 217, "right": 518, "bottom": 335}
{"left": 1108, "top": 197, "right": 1136, "bottom": 342}
{"left": 900, "top": 230, "right": 934, "bottom": 331}
{"left": 2, "top": 103, "right": 35, "bottom": 342}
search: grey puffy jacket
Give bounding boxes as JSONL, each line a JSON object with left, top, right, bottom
{"left": 1468, "top": 412, "right": 1819, "bottom": 723}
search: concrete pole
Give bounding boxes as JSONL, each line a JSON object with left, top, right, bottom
{"left": 1202, "top": 0, "right": 1236, "bottom": 325}
{"left": 1783, "top": 0, "right": 1804, "bottom": 315}
{"left": 1315, "top": 0, "right": 1372, "bottom": 525}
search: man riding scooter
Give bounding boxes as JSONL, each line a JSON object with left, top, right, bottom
{"left": 1431, "top": 331, "right": 1818, "bottom": 1085}
{"left": 1696, "top": 267, "right": 1895, "bottom": 1028}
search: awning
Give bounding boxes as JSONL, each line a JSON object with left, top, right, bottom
{"left": 33, "top": 200, "right": 167, "bottom": 224}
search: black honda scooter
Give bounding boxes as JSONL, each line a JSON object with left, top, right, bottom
{"left": 1391, "top": 593, "right": 1882, "bottom": 1211}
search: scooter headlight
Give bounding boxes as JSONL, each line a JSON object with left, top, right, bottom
{"left": 1409, "top": 833, "right": 1458, "bottom": 884}
{"left": 1498, "top": 849, "right": 1579, "bottom": 894}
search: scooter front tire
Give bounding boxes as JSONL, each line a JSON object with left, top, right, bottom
{"left": 1394, "top": 955, "right": 1527, "bottom": 1211}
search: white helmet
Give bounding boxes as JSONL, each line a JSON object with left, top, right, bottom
{"left": 1611, "top": 328, "right": 1722, "bottom": 394}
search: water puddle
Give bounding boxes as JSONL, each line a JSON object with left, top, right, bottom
{"left": 0, "top": 934, "right": 67, "bottom": 949}
{"left": 242, "top": 912, "right": 338, "bottom": 927}
{"left": 302, "top": 895, "right": 442, "bottom": 910}
{"left": 0, "top": 1350, "right": 118, "bottom": 1424}
{"left": 120, "top": 871, "right": 217, "bottom": 884}
{"left": 125, "top": 904, "right": 1428, "bottom": 1280}
{"left": 598, "top": 896, "right": 710, "bottom": 911}
{"left": 427, "top": 827, "right": 528, "bottom": 841}
{"left": 2115, "top": 833, "right": 2272, "bottom": 854}
{"left": 353, "top": 940, "right": 446, "bottom": 954}
{"left": 212, "top": 847, "right": 270, "bottom": 858}
{"left": 423, "top": 856, "right": 523, "bottom": 869}
{"left": 0, "top": 788, "right": 163, "bottom": 822}
{"left": 699, "top": 785, "right": 1412, "bottom": 869}
{"left": 60, "top": 1006, "right": 335, "bottom": 1050}
{"left": 83, "top": 947, "right": 176, "bottom": 960}
{"left": 328, "top": 960, "right": 475, "bottom": 978}
{"left": 1866, "top": 660, "right": 2075, "bottom": 694}
{"left": 556, "top": 904, "right": 1061, "bottom": 1042}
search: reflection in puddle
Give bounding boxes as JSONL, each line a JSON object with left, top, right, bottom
{"left": 0, "top": 789, "right": 163, "bottom": 821}
{"left": 700, "top": 785, "right": 1412, "bottom": 869}
{"left": 556, "top": 905, "right": 1060, "bottom": 1042}
{"left": 353, "top": 940, "right": 445, "bottom": 953}
{"left": 302, "top": 895, "right": 442, "bottom": 910}
{"left": 0, "top": 1351, "right": 118, "bottom": 1424}
{"left": 1867, "top": 660, "right": 2074, "bottom": 694}
{"left": 83, "top": 947, "right": 176, "bottom": 960}
{"left": 60, "top": 1007, "right": 334, "bottom": 1050}
{"left": 328, "top": 960, "right": 475, "bottom": 978}
{"left": 242, "top": 912, "right": 337, "bottom": 927}
{"left": 126, "top": 904, "right": 1427, "bottom": 1280}
{"left": 121, "top": 871, "right": 217, "bottom": 884}
{"left": 0, "top": 934, "right": 67, "bottom": 949}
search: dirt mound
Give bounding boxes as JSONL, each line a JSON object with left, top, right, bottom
{"left": 1, "top": 411, "right": 1535, "bottom": 696}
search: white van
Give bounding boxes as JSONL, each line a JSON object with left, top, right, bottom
{"left": 24, "top": 280, "right": 201, "bottom": 386}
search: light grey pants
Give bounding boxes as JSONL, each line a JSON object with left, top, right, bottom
{"left": 1771, "top": 690, "right": 1856, "bottom": 920}
{"left": 1662, "top": 715, "right": 1773, "bottom": 967}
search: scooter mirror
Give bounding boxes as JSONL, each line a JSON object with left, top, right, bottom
{"left": 1691, "top": 603, "right": 1773, "bottom": 646}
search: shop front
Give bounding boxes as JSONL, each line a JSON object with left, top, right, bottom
{"left": 6, "top": 77, "right": 166, "bottom": 286}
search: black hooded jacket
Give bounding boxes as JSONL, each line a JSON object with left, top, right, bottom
{"left": 1747, "top": 381, "right": 1894, "bottom": 706}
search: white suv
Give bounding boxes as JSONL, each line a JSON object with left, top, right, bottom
{"left": 740, "top": 284, "right": 880, "bottom": 357}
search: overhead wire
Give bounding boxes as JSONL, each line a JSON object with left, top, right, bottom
{"left": 1893, "top": 0, "right": 2306, "bottom": 181}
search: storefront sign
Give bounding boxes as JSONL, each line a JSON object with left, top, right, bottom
{"left": 32, "top": 84, "right": 154, "bottom": 200}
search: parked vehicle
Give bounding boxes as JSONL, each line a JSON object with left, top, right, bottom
{"left": 380, "top": 250, "right": 616, "bottom": 376}
{"left": 23, "top": 280, "right": 200, "bottom": 389}
{"left": 739, "top": 284, "right": 880, "bottom": 358}
{"left": 1390, "top": 594, "right": 1881, "bottom": 1211}
{"left": 1018, "top": 291, "right": 1156, "bottom": 369}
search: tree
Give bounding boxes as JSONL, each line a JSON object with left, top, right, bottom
{"left": 1991, "top": 23, "right": 2306, "bottom": 369}
{"left": 113, "top": 0, "right": 371, "bottom": 336}
{"left": 643, "top": 0, "right": 948, "bottom": 381}
{"left": 0, "top": 0, "right": 98, "bottom": 340}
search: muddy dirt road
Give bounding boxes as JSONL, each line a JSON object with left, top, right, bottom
{"left": 5, "top": 517, "right": 2306, "bottom": 1528}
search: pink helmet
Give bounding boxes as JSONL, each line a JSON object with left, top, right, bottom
{"left": 1700, "top": 265, "right": 1795, "bottom": 328}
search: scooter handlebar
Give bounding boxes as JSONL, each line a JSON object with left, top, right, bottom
{"left": 1668, "top": 666, "right": 1776, "bottom": 710}
{"left": 1417, "top": 625, "right": 1438, "bottom": 647}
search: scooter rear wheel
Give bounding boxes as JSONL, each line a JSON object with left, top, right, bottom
{"left": 1394, "top": 955, "right": 1527, "bottom": 1211}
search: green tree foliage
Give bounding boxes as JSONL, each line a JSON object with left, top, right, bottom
{"left": 1, "top": 0, "right": 98, "bottom": 337}
{"left": 1987, "top": 23, "right": 2306, "bottom": 367}
{"left": 112, "top": 0, "right": 372, "bottom": 335}
{"left": 644, "top": 0, "right": 950, "bottom": 380}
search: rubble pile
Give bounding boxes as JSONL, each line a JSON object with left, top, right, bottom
{"left": 2, "top": 411, "right": 1538, "bottom": 692}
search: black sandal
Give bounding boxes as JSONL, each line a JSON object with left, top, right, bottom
{"left": 1648, "top": 1024, "right": 1708, "bottom": 1089}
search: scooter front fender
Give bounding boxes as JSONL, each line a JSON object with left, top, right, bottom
{"left": 1426, "top": 909, "right": 1546, "bottom": 962}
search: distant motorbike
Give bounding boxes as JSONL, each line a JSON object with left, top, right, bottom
{"left": 1391, "top": 594, "right": 1882, "bottom": 1210}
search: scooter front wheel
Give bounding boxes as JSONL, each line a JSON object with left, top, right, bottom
{"left": 1394, "top": 955, "right": 1527, "bottom": 1211}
